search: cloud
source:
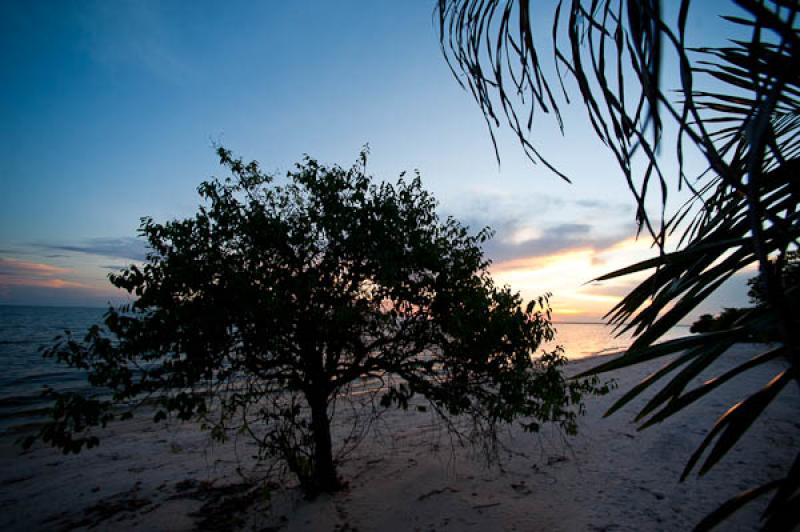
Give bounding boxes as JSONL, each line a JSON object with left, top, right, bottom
{"left": 483, "top": 221, "right": 630, "bottom": 263}
{"left": 79, "top": 0, "right": 192, "bottom": 84}
{"left": 489, "top": 235, "right": 756, "bottom": 324}
{"left": 100, "top": 264, "right": 128, "bottom": 271}
{"left": 0, "top": 257, "right": 87, "bottom": 289}
{"left": 574, "top": 199, "right": 605, "bottom": 208}
{"left": 487, "top": 236, "right": 659, "bottom": 321}
{"left": 454, "top": 190, "right": 632, "bottom": 226}
{"left": 450, "top": 189, "right": 636, "bottom": 264}
{"left": 453, "top": 191, "right": 562, "bottom": 232}
{"left": 581, "top": 279, "right": 642, "bottom": 299}
{"left": 38, "top": 237, "right": 148, "bottom": 261}
{"left": 574, "top": 199, "right": 633, "bottom": 212}
{"left": 0, "top": 257, "right": 72, "bottom": 276}
{"left": 0, "top": 256, "right": 129, "bottom": 306}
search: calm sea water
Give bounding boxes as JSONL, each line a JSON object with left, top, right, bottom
{"left": 546, "top": 321, "right": 688, "bottom": 360}
{"left": 0, "top": 305, "right": 105, "bottom": 431}
{"left": 0, "top": 305, "right": 688, "bottom": 433}
{"left": 0, "top": 305, "right": 107, "bottom": 433}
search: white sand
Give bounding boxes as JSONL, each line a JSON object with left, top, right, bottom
{"left": 1, "top": 343, "right": 797, "bottom": 531}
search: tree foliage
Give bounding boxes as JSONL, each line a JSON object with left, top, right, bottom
{"left": 690, "top": 308, "right": 751, "bottom": 335}
{"left": 691, "top": 252, "right": 798, "bottom": 338}
{"left": 438, "top": 0, "right": 798, "bottom": 528}
{"left": 748, "top": 250, "right": 800, "bottom": 306}
{"left": 29, "top": 148, "right": 601, "bottom": 495}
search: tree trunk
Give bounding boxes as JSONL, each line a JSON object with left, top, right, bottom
{"left": 308, "top": 392, "right": 339, "bottom": 495}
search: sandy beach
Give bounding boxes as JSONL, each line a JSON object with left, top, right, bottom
{"left": 1, "top": 343, "right": 797, "bottom": 531}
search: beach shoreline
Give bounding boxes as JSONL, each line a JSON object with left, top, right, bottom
{"left": 1, "top": 343, "right": 797, "bottom": 531}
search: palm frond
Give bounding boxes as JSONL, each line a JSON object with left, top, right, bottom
{"left": 438, "top": 0, "right": 800, "bottom": 528}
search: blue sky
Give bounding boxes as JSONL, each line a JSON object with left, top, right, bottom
{"left": 0, "top": 0, "right": 752, "bottom": 320}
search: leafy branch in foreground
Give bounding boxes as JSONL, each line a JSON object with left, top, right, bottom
{"left": 27, "top": 148, "right": 603, "bottom": 496}
{"left": 438, "top": 0, "right": 798, "bottom": 528}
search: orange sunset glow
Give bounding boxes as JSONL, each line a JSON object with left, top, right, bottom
{"left": 491, "top": 237, "right": 655, "bottom": 321}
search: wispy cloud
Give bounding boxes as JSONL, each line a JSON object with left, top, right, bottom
{"left": 37, "top": 237, "right": 147, "bottom": 261}
{"left": 0, "top": 255, "right": 130, "bottom": 307}
{"left": 0, "top": 257, "right": 71, "bottom": 277}
{"left": 100, "top": 264, "right": 128, "bottom": 271}
{"left": 455, "top": 189, "right": 632, "bottom": 225}
{"left": 574, "top": 199, "right": 633, "bottom": 212}
{"left": 482, "top": 220, "right": 632, "bottom": 263}
{"left": 78, "top": 0, "right": 192, "bottom": 84}
{"left": 451, "top": 190, "right": 636, "bottom": 264}
{"left": 0, "top": 257, "right": 87, "bottom": 289}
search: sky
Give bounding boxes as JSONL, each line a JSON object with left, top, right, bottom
{"left": 0, "top": 0, "right": 753, "bottom": 322}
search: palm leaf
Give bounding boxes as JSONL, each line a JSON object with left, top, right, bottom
{"left": 693, "top": 480, "right": 782, "bottom": 532}
{"left": 639, "top": 345, "right": 786, "bottom": 428}
{"left": 438, "top": 0, "right": 800, "bottom": 528}
{"left": 681, "top": 368, "right": 793, "bottom": 480}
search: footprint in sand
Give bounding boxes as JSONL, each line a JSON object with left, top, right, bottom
{"left": 510, "top": 480, "right": 532, "bottom": 496}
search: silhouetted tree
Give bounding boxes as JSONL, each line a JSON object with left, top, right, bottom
{"left": 690, "top": 309, "right": 750, "bottom": 335}
{"left": 690, "top": 314, "right": 718, "bottom": 335}
{"left": 30, "top": 148, "right": 600, "bottom": 495}
{"left": 438, "top": 0, "right": 798, "bottom": 528}
{"left": 748, "top": 251, "right": 800, "bottom": 307}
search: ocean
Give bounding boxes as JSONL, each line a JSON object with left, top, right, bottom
{"left": 0, "top": 305, "right": 108, "bottom": 433}
{"left": 0, "top": 305, "right": 688, "bottom": 434}
{"left": 545, "top": 321, "right": 687, "bottom": 359}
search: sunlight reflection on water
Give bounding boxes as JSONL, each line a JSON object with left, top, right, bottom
{"left": 545, "top": 322, "right": 689, "bottom": 359}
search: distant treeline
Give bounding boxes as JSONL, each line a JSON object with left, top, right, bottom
{"left": 690, "top": 251, "right": 798, "bottom": 341}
